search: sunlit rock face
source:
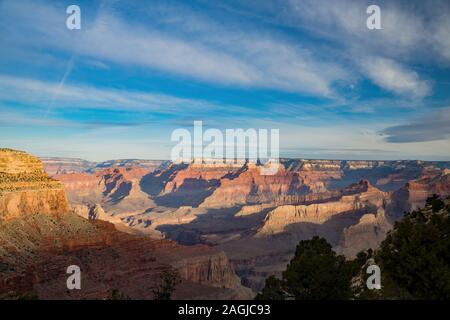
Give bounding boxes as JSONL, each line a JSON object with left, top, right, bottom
{"left": 0, "top": 149, "right": 252, "bottom": 299}
{"left": 55, "top": 167, "right": 156, "bottom": 217}
{"left": 257, "top": 180, "right": 387, "bottom": 236}
{"left": 0, "top": 149, "right": 69, "bottom": 220}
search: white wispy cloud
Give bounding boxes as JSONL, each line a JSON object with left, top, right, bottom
{"left": 271, "top": 0, "right": 447, "bottom": 97}
{"left": 0, "top": 74, "right": 220, "bottom": 113}
{"left": 0, "top": 109, "right": 74, "bottom": 127}
{"left": 360, "top": 57, "right": 430, "bottom": 98}
{"left": 0, "top": 74, "right": 278, "bottom": 127}
{"left": 0, "top": 0, "right": 347, "bottom": 97}
{"left": 432, "top": 15, "right": 450, "bottom": 62}
{"left": 284, "top": 0, "right": 449, "bottom": 61}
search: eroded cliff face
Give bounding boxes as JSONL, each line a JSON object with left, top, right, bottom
{"left": 0, "top": 149, "right": 69, "bottom": 221}
{"left": 199, "top": 164, "right": 311, "bottom": 208}
{"left": 45, "top": 156, "right": 450, "bottom": 292}
{"left": 135, "top": 159, "right": 434, "bottom": 209}
{"left": 55, "top": 167, "right": 155, "bottom": 218}
{"left": 0, "top": 149, "right": 252, "bottom": 299}
{"left": 0, "top": 212, "right": 252, "bottom": 299}
{"left": 336, "top": 209, "right": 392, "bottom": 257}
{"left": 137, "top": 160, "right": 339, "bottom": 209}
{"left": 388, "top": 169, "right": 450, "bottom": 220}
{"left": 58, "top": 159, "right": 444, "bottom": 219}
{"left": 174, "top": 251, "right": 253, "bottom": 298}
{"left": 0, "top": 188, "right": 69, "bottom": 221}
{"left": 258, "top": 180, "right": 386, "bottom": 235}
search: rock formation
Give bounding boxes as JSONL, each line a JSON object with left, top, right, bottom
{"left": 336, "top": 208, "right": 392, "bottom": 257}
{"left": 258, "top": 180, "right": 386, "bottom": 235}
{"left": 41, "top": 157, "right": 165, "bottom": 175}
{"left": 0, "top": 149, "right": 252, "bottom": 299}
{"left": 55, "top": 167, "right": 156, "bottom": 218}
{"left": 43, "top": 156, "right": 450, "bottom": 292}
{"left": 388, "top": 168, "right": 450, "bottom": 220}
{"left": 0, "top": 149, "right": 69, "bottom": 220}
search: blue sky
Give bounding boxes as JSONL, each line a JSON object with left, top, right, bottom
{"left": 0, "top": 0, "right": 449, "bottom": 161}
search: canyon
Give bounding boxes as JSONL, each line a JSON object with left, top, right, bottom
{"left": 41, "top": 156, "right": 450, "bottom": 292}
{"left": 0, "top": 149, "right": 251, "bottom": 299}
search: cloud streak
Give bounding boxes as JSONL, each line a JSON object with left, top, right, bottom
{"left": 361, "top": 57, "right": 430, "bottom": 98}
{"left": 0, "top": 74, "right": 277, "bottom": 128}
{"left": 383, "top": 107, "right": 450, "bottom": 143}
{"left": 261, "top": 0, "right": 447, "bottom": 97}
{"left": 283, "top": 0, "right": 450, "bottom": 62}
{"left": 0, "top": 74, "right": 221, "bottom": 114}
{"left": 0, "top": 0, "right": 347, "bottom": 97}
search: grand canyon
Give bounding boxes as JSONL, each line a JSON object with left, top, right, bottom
{"left": 2, "top": 148, "right": 449, "bottom": 298}
{"left": 1, "top": 0, "right": 450, "bottom": 307}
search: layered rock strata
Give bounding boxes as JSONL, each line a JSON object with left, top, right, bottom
{"left": 0, "top": 149, "right": 251, "bottom": 299}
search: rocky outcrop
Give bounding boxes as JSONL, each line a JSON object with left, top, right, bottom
{"left": 337, "top": 171, "right": 450, "bottom": 258}
{"left": 257, "top": 180, "right": 386, "bottom": 235}
{"left": 0, "top": 148, "right": 44, "bottom": 174}
{"left": 336, "top": 208, "right": 392, "bottom": 257}
{"left": 0, "top": 149, "right": 69, "bottom": 221}
{"left": 235, "top": 204, "right": 274, "bottom": 217}
{"left": 174, "top": 251, "right": 253, "bottom": 298}
{"left": 200, "top": 164, "right": 310, "bottom": 207}
{"left": 0, "top": 149, "right": 252, "bottom": 299}
{"left": 55, "top": 167, "right": 156, "bottom": 217}
{"left": 388, "top": 169, "right": 450, "bottom": 220}
{"left": 72, "top": 203, "right": 112, "bottom": 221}
{"left": 0, "top": 188, "right": 69, "bottom": 221}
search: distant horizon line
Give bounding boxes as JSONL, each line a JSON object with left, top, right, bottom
{"left": 4, "top": 148, "right": 450, "bottom": 164}
{"left": 38, "top": 156, "right": 450, "bottom": 164}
